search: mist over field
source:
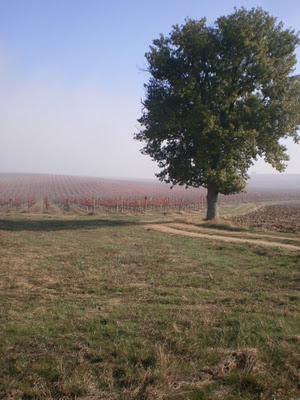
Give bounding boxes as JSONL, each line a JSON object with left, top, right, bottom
{"left": 0, "top": 173, "right": 299, "bottom": 209}
{"left": 0, "top": 74, "right": 156, "bottom": 179}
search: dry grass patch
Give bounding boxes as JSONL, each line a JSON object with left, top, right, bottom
{"left": 0, "top": 213, "right": 299, "bottom": 399}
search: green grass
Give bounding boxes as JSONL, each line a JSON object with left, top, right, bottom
{"left": 0, "top": 213, "right": 299, "bottom": 399}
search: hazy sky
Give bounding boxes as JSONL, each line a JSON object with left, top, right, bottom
{"left": 0, "top": 0, "right": 299, "bottom": 179}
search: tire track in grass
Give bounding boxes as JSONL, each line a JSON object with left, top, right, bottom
{"left": 147, "top": 224, "right": 300, "bottom": 252}
{"left": 170, "top": 223, "right": 300, "bottom": 244}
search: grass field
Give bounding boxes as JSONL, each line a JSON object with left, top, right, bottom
{"left": 0, "top": 212, "right": 299, "bottom": 399}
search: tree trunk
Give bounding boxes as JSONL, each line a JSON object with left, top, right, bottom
{"left": 206, "top": 184, "right": 219, "bottom": 220}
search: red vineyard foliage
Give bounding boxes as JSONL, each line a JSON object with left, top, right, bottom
{"left": 0, "top": 173, "right": 299, "bottom": 213}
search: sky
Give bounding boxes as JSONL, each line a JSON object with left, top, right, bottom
{"left": 0, "top": 0, "right": 299, "bottom": 179}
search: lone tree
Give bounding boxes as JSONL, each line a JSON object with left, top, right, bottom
{"left": 134, "top": 8, "right": 300, "bottom": 219}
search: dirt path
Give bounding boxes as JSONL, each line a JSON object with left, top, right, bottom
{"left": 147, "top": 224, "right": 300, "bottom": 252}
{"left": 170, "top": 223, "right": 300, "bottom": 244}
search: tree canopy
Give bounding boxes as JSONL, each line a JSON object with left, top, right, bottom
{"left": 134, "top": 8, "right": 300, "bottom": 219}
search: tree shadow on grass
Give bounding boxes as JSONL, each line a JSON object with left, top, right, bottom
{"left": 0, "top": 218, "right": 172, "bottom": 232}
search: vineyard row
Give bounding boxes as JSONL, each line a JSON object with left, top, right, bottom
{"left": 0, "top": 191, "right": 299, "bottom": 213}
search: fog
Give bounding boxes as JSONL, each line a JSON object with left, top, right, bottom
{"left": 0, "top": 56, "right": 157, "bottom": 179}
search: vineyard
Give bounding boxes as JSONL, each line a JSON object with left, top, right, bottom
{"left": 231, "top": 203, "right": 300, "bottom": 233}
{"left": 0, "top": 173, "right": 300, "bottom": 213}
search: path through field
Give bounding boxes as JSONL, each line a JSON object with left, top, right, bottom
{"left": 147, "top": 222, "right": 300, "bottom": 251}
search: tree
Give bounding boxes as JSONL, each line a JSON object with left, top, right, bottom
{"left": 134, "top": 8, "right": 300, "bottom": 219}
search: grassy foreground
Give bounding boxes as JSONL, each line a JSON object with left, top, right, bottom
{"left": 0, "top": 213, "right": 299, "bottom": 400}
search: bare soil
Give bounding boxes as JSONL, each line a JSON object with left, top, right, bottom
{"left": 231, "top": 203, "right": 300, "bottom": 233}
